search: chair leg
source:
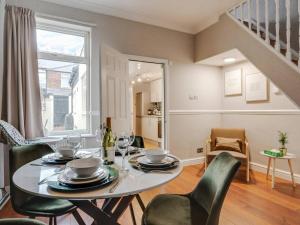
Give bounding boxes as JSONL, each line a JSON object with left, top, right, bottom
{"left": 129, "top": 203, "right": 137, "bottom": 225}
{"left": 246, "top": 159, "right": 250, "bottom": 183}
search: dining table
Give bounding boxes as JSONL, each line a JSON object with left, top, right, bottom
{"left": 13, "top": 148, "right": 183, "bottom": 225}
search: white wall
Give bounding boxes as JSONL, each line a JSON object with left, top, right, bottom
{"left": 169, "top": 64, "right": 223, "bottom": 158}
{"left": 221, "top": 61, "right": 300, "bottom": 174}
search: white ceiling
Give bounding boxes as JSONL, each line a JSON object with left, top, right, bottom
{"left": 129, "top": 61, "right": 163, "bottom": 82}
{"left": 41, "top": 0, "right": 241, "bottom": 34}
{"left": 197, "top": 49, "right": 247, "bottom": 67}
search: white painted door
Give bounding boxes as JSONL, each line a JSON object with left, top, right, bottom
{"left": 100, "top": 45, "right": 130, "bottom": 135}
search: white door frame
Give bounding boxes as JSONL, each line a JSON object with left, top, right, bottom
{"left": 127, "top": 55, "right": 170, "bottom": 150}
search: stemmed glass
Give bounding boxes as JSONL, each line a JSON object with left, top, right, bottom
{"left": 117, "top": 131, "right": 135, "bottom": 172}
{"left": 95, "top": 125, "right": 105, "bottom": 158}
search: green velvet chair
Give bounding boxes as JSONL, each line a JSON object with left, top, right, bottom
{"left": 142, "top": 152, "right": 241, "bottom": 225}
{"left": 0, "top": 218, "right": 46, "bottom": 225}
{"left": 10, "top": 144, "right": 83, "bottom": 225}
{"left": 131, "top": 136, "right": 145, "bottom": 148}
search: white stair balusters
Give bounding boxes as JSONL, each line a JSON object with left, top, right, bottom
{"left": 275, "top": 0, "right": 280, "bottom": 52}
{"left": 228, "top": 0, "right": 299, "bottom": 69}
{"left": 286, "top": 0, "right": 291, "bottom": 60}
{"left": 256, "top": 0, "right": 260, "bottom": 37}
{"left": 265, "top": 0, "right": 270, "bottom": 44}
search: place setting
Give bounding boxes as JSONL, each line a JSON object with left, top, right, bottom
{"left": 128, "top": 149, "right": 180, "bottom": 173}
{"left": 41, "top": 136, "right": 91, "bottom": 165}
{"left": 45, "top": 157, "right": 119, "bottom": 192}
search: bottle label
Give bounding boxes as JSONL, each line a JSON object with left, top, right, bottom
{"left": 106, "top": 147, "right": 115, "bottom": 163}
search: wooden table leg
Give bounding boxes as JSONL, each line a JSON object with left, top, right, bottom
{"left": 272, "top": 158, "right": 276, "bottom": 188}
{"left": 288, "top": 159, "right": 296, "bottom": 187}
{"left": 266, "top": 157, "right": 271, "bottom": 180}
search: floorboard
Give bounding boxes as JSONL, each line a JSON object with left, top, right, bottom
{"left": 1, "top": 165, "right": 299, "bottom": 225}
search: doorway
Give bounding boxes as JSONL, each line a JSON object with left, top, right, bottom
{"left": 129, "top": 60, "right": 166, "bottom": 149}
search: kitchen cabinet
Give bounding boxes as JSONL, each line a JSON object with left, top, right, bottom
{"left": 142, "top": 116, "right": 159, "bottom": 141}
{"left": 150, "top": 79, "right": 163, "bottom": 102}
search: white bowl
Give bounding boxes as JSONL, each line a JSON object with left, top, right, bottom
{"left": 57, "top": 145, "right": 74, "bottom": 157}
{"left": 67, "top": 158, "right": 101, "bottom": 177}
{"left": 144, "top": 149, "right": 168, "bottom": 163}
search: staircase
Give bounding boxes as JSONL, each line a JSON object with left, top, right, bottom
{"left": 228, "top": 0, "right": 300, "bottom": 70}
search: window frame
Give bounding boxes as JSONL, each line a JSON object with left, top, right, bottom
{"left": 36, "top": 19, "right": 91, "bottom": 136}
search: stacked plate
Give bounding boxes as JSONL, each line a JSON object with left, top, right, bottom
{"left": 47, "top": 166, "right": 118, "bottom": 192}
{"left": 129, "top": 154, "right": 179, "bottom": 171}
{"left": 41, "top": 151, "right": 92, "bottom": 164}
{"left": 42, "top": 153, "right": 77, "bottom": 164}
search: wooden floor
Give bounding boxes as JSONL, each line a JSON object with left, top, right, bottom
{"left": 1, "top": 165, "right": 300, "bottom": 225}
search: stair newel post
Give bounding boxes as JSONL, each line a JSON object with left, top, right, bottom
{"left": 248, "top": 0, "right": 251, "bottom": 29}
{"left": 298, "top": 0, "right": 300, "bottom": 68}
{"left": 286, "top": 0, "right": 292, "bottom": 60}
{"left": 275, "top": 0, "right": 280, "bottom": 51}
{"left": 265, "top": 0, "right": 270, "bottom": 44}
{"left": 256, "top": 0, "right": 260, "bottom": 37}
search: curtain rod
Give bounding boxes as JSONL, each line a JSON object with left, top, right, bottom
{"left": 35, "top": 12, "right": 97, "bottom": 27}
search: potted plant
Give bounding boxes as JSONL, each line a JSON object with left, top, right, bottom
{"left": 278, "top": 131, "right": 288, "bottom": 156}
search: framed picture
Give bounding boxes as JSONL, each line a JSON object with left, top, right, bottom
{"left": 224, "top": 69, "right": 242, "bottom": 96}
{"left": 245, "top": 72, "right": 268, "bottom": 102}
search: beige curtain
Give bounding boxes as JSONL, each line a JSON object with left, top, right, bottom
{"left": 1, "top": 5, "right": 43, "bottom": 139}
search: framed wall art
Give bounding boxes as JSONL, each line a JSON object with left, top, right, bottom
{"left": 245, "top": 72, "right": 268, "bottom": 102}
{"left": 224, "top": 69, "right": 242, "bottom": 96}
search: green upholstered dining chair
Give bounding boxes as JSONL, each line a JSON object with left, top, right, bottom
{"left": 0, "top": 218, "right": 46, "bottom": 225}
{"left": 131, "top": 135, "right": 145, "bottom": 148}
{"left": 142, "top": 152, "right": 241, "bottom": 225}
{"left": 10, "top": 144, "right": 83, "bottom": 225}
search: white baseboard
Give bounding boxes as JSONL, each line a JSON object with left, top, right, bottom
{"left": 181, "top": 156, "right": 205, "bottom": 166}
{"left": 181, "top": 156, "right": 300, "bottom": 184}
{"left": 250, "top": 162, "right": 300, "bottom": 184}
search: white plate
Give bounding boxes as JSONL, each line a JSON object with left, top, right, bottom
{"left": 69, "top": 168, "right": 105, "bottom": 180}
{"left": 42, "top": 153, "right": 74, "bottom": 161}
{"left": 58, "top": 168, "right": 108, "bottom": 185}
{"left": 137, "top": 155, "right": 175, "bottom": 166}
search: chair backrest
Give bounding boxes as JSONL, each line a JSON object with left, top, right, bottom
{"left": 0, "top": 120, "right": 28, "bottom": 146}
{"left": 9, "top": 144, "right": 53, "bottom": 213}
{"left": 190, "top": 152, "right": 241, "bottom": 225}
{"left": 210, "top": 128, "right": 246, "bottom": 154}
{"left": 131, "top": 136, "right": 145, "bottom": 148}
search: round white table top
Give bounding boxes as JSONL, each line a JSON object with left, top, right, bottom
{"left": 260, "top": 151, "right": 296, "bottom": 159}
{"left": 13, "top": 150, "right": 183, "bottom": 200}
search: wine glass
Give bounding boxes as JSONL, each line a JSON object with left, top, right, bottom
{"left": 67, "top": 132, "right": 82, "bottom": 157}
{"left": 117, "top": 132, "right": 134, "bottom": 172}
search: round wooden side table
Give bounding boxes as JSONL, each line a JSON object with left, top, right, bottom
{"left": 260, "top": 151, "right": 296, "bottom": 188}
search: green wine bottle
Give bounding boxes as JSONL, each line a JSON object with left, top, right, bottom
{"left": 102, "top": 117, "right": 115, "bottom": 165}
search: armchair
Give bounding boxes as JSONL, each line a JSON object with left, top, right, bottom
{"left": 205, "top": 128, "right": 250, "bottom": 182}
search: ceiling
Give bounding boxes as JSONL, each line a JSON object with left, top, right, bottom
{"left": 129, "top": 61, "right": 163, "bottom": 83}
{"left": 197, "top": 49, "right": 247, "bottom": 67}
{"left": 41, "top": 0, "right": 241, "bottom": 34}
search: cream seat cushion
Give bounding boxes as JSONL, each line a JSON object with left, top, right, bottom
{"left": 207, "top": 150, "right": 246, "bottom": 159}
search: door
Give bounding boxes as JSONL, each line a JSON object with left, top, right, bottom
{"left": 135, "top": 92, "right": 142, "bottom": 135}
{"left": 53, "top": 95, "right": 69, "bottom": 128}
{"left": 101, "top": 45, "right": 130, "bottom": 134}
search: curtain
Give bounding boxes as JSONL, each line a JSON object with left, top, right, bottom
{"left": 1, "top": 5, "right": 44, "bottom": 139}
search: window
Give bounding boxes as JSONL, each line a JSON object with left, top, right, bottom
{"left": 36, "top": 20, "right": 90, "bottom": 135}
